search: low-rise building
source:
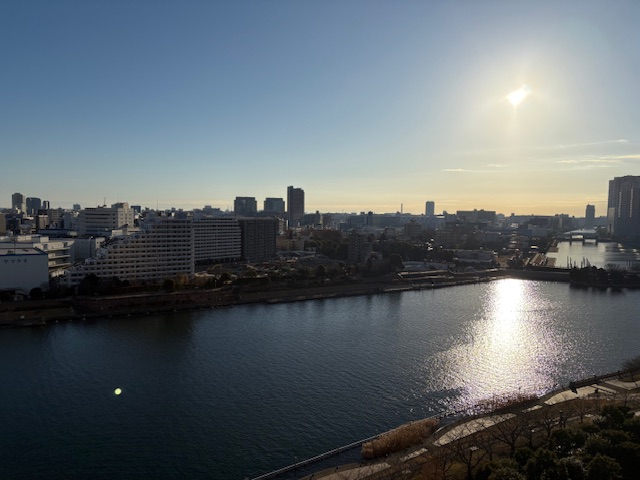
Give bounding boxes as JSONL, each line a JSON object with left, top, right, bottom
{"left": 0, "top": 235, "right": 75, "bottom": 276}
{"left": 0, "top": 247, "right": 49, "bottom": 294}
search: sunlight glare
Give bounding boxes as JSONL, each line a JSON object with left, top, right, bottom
{"left": 507, "top": 84, "right": 531, "bottom": 107}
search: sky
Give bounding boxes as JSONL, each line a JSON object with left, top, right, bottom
{"left": 2, "top": 1, "right": 640, "bottom": 216}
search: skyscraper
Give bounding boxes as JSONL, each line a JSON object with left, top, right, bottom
{"left": 607, "top": 175, "right": 640, "bottom": 241}
{"left": 287, "top": 186, "right": 304, "bottom": 227}
{"left": 234, "top": 197, "right": 258, "bottom": 216}
{"left": 425, "top": 201, "right": 435, "bottom": 216}
{"left": 585, "top": 204, "right": 595, "bottom": 229}
{"left": 263, "top": 197, "right": 285, "bottom": 215}
{"left": 26, "top": 197, "right": 42, "bottom": 215}
{"left": 11, "top": 192, "right": 25, "bottom": 213}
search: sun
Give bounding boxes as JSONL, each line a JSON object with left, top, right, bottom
{"left": 507, "top": 84, "right": 532, "bottom": 107}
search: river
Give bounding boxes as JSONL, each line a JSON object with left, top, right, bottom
{"left": 548, "top": 240, "right": 640, "bottom": 269}
{"left": 2, "top": 277, "right": 640, "bottom": 479}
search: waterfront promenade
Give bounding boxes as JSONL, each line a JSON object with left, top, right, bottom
{"left": 281, "top": 370, "right": 640, "bottom": 480}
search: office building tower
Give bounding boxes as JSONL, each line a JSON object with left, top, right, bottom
{"left": 585, "top": 204, "right": 595, "bottom": 229}
{"left": 287, "top": 186, "right": 304, "bottom": 227}
{"left": 234, "top": 197, "right": 258, "bottom": 216}
{"left": 425, "top": 201, "right": 435, "bottom": 216}
{"left": 263, "top": 197, "right": 285, "bottom": 215}
{"left": 26, "top": 197, "right": 42, "bottom": 215}
{"left": 12, "top": 193, "right": 26, "bottom": 213}
{"left": 607, "top": 175, "right": 640, "bottom": 240}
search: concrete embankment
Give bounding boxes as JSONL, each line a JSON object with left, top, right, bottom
{"left": 0, "top": 270, "right": 510, "bottom": 328}
{"left": 506, "top": 268, "right": 570, "bottom": 282}
{"left": 0, "top": 299, "right": 78, "bottom": 327}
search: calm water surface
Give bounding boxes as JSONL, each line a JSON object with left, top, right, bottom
{"left": 2, "top": 279, "right": 640, "bottom": 479}
{"left": 549, "top": 240, "right": 640, "bottom": 269}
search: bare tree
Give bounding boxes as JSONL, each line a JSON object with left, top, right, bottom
{"left": 484, "top": 414, "right": 531, "bottom": 456}
{"left": 435, "top": 419, "right": 493, "bottom": 480}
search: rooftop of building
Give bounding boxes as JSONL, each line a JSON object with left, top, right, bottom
{"left": 0, "top": 247, "right": 47, "bottom": 256}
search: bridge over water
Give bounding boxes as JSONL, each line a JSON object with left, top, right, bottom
{"left": 561, "top": 229, "right": 600, "bottom": 244}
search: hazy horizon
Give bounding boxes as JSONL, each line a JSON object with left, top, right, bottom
{"left": 3, "top": 1, "right": 640, "bottom": 216}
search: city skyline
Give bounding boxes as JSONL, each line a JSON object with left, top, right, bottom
{"left": 3, "top": 1, "right": 640, "bottom": 216}
{"left": 3, "top": 188, "right": 615, "bottom": 219}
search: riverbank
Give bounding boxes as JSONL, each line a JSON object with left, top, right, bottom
{"left": 262, "top": 368, "right": 640, "bottom": 480}
{"left": 0, "top": 270, "right": 508, "bottom": 327}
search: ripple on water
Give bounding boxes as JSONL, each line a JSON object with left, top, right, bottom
{"left": 2, "top": 280, "right": 640, "bottom": 479}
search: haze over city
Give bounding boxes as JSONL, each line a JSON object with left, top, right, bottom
{"left": 3, "top": 1, "right": 640, "bottom": 215}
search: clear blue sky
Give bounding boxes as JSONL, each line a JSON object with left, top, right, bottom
{"left": 2, "top": 0, "right": 640, "bottom": 216}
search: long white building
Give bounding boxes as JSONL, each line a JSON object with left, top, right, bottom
{"left": 62, "top": 216, "right": 194, "bottom": 287}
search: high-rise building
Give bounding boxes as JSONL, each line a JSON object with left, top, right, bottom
{"left": 234, "top": 197, "right": 258, "bottom": 216}
{"left": 193, "top": 216, "right": 242, "bottom": 263}
{"left": 11, "top": 193, "right": 25, "bottom": 213}
{"left": 287, "top": 186, "right": 304, "bottom": 227}
{"left": 607, "top": 176, "right": 640, "bottom": 241}
{"left": 425, "top": 201, "right": 435, "bottom": 216}
{"left": 263, "top": 197, "right": 285, "bottom": 215}
{"left": 26, "top": 197, "right": 42, "bottom": 215}
{"left": 238, "top": 217, "right": 277, "bottom": 263}
{"left": 585, "top": 204, "right": 595, "bottom": 229}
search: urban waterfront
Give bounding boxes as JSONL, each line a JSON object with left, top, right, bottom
{"left": 2, "top": 277, "right": 640, "bottom": 479}
{"left": 549, "top": 240, "right": 640, "bottom": 269}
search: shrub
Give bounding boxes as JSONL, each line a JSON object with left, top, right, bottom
{"left": 361, "top": 418, "right": 438, "bottom": 459}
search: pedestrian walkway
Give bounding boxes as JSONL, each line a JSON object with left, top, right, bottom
{"left": 299, "top": 376, "right": 640, "bottom": 480}
{"left": 434, "top": 413, "right": 515, "bottom": 446}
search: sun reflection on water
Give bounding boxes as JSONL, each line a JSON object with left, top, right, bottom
{"left": 434, "top": 279, "right": 565, "bottom": 411}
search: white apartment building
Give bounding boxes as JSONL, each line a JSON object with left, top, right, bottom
{"left": 77, "top": 202, "right": 134, "bottom": 236}
{"left": 62, "top": 216, "right": 194, "bottom": 287}
{"left": 193, "top": 216, "right": 241, "bottom": 263}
